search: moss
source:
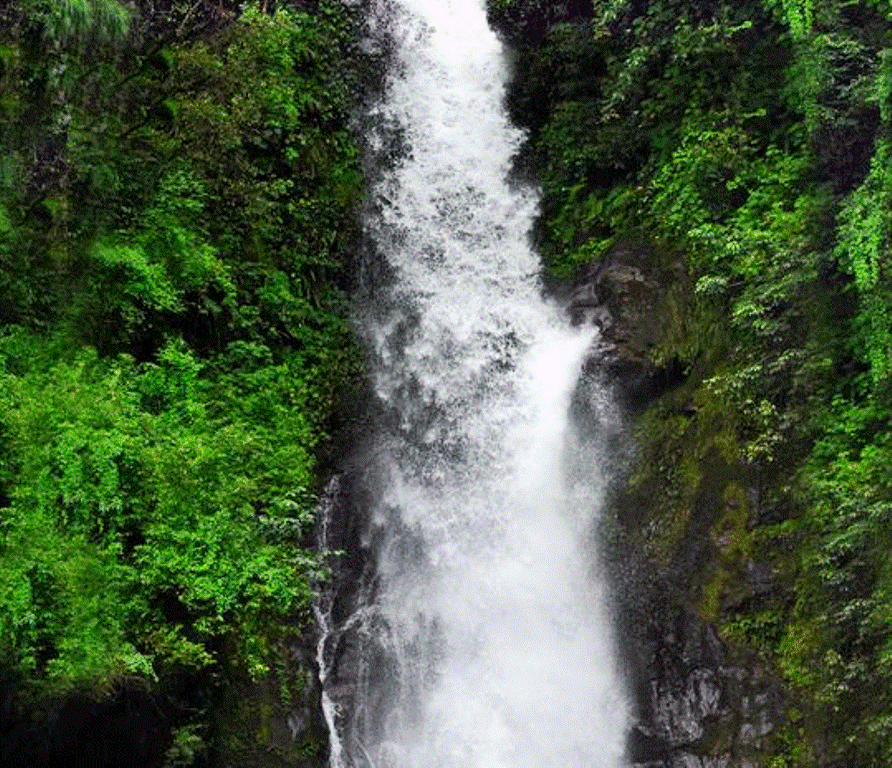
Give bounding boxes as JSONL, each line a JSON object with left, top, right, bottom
{"left": 214, "top": 630, "right": 326, "bottom": 768}
{"left": 702, "top": 483, "right": 755, "bottom": 616}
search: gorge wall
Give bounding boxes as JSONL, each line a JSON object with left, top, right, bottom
{"left": 569, "top": 245, "right": 788, "bottom": 768}
{"left": 0, "top": 3, "right": 366, "bottom": 766}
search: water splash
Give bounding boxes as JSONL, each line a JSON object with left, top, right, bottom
{"left": 321, "top": 0, "right": 629, "bottom": 765}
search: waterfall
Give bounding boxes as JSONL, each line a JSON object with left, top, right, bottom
{"left": 319, "top": 0, "right": 629, "bottom": 765}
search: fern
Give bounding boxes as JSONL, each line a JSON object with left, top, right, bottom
{"left": 596, "top": 0, "right": 631, "bottom": 25}
{"left": 785, "top": 0, "right": 813, "bottom": 38}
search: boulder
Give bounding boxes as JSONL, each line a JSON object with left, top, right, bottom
{"left": 569, "top": 245, "right": 684, "bottom": 408}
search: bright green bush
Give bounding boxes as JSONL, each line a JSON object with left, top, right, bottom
{"left": 0, "top": 0, "right": 365, "bottom": 760}
{"left": 0, "top": 331, "right": 327, "bottom": 692}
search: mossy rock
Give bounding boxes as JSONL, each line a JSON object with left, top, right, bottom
{"left": 214, "top": 635, "right": 327, "bottom": 768}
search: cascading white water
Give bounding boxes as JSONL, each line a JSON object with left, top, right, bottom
{"left": 323, "top": 0, "right": 629, "bottom": 765}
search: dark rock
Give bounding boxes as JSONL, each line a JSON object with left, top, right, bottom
{"left": 0, "top": 683, "right": 171, "bottom": 768}
{"left": 628, "top": 723, "right": 673, "bottom": 764}
{"left": 569, "top": 245, "right": 685, "bottom": 409}
{"left": 744, "top": 562, "right": 774, "bottom": 596}
{"left": 616, "top": 599, "right": 785, "bottom": 768}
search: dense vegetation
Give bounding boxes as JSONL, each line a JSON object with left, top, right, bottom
{"left": 487, "top": 0, "right": 892, "bottom": 764}
{"left": 6, "top": 0, "right": 892, "bottom": 764}
{"left": 0, "top": 1, "right": 364, "bottom": 764}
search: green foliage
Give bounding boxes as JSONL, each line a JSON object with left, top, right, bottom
{"left": 163, "top": 724, "right": 207, "bottom": 768}
{"left": 0, "top": 0, "right": 366, "bottom": 761}
{"left": 34, "top": 0, "right": 133, "bottom": 48}
{"left": 0, "top": 332, "right": 328, "bottom": 692}
{"left": 785, "top": 0, "right": 813, "bottom": 38}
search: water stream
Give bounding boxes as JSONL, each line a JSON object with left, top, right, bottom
{"left": 319, "top": 1, "right": 629, "bottom": 765}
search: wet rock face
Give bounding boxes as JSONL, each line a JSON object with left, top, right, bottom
{"left": 623, "top": 604, "right": 785, "bottom": 768}
{"left": 314, "top": 472, "right": 393, "bottom": 762}
{"left": 216, "top": 655, "right": 329, "bottom": 768}
{"left": 569, "top": 251, "right": 663, "bottom": 345}
{"left": 573, "top": 244, "right": 786, "bottom": 768}
{"left": 569, "top": 246, "right": 684, "bottom": 409}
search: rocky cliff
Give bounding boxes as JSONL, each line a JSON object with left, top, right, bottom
{"left": 570, "top": 245, "right": 787, "bottom": 768}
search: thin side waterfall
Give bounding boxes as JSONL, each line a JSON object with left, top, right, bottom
{"left": 319, "top": 0, "right": 629, "bottom": 765}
